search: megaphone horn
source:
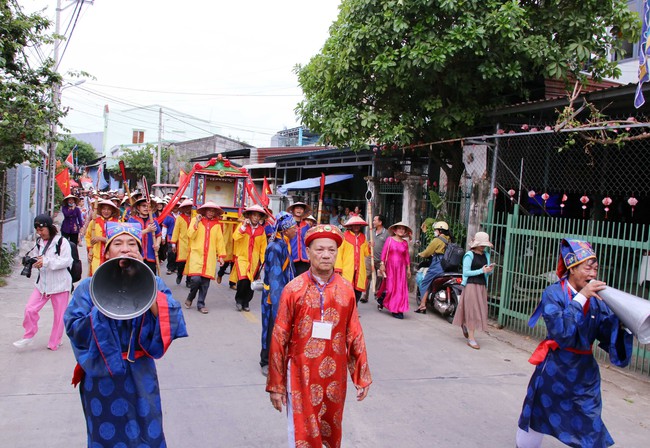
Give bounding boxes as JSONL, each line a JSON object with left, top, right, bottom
{"left": 598, "top": 285, "right": 650, "bottom": 344}
{"left": 90, "top": 257, "right": 157, "bottom": 320}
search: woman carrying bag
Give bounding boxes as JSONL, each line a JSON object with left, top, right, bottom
{"left": 376, "top": 222, "right": 412, "bottom": 319}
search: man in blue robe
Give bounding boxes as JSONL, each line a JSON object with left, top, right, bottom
{"left": 259, "top": 213, "right": 296, "bottom": 376}
{"left": 516, "top": 239, "right": 632, "bottom": 448}
{"left": 65, "top": 222, "right": 188, "bottom": 448}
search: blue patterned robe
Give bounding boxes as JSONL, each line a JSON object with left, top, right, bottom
{"left": 65, "top": 277, "right": 188, "bottom": 448}
{"left": 518, "top": 280, "right": 632, "bottom": 448}
{"left": 261, "top": 235, "right": 294, "bottom": 353}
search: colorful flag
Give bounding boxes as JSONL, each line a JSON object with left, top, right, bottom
{"left": 635, "top": 1, "right": 650, "bottom": 108}
{"left": 262, "top": 176, "right": 272, "bottom": 195}
{"left": 79, "top": 175, "right": 93, "bottom": 190}
{"left": 64, "top": 148, "right": 75, "bottom": 169}
{"left": 55, "top": 169, "right": 71, "bottom": 196}
{"left": 260, "top": 176, "right": 272, "bottom": 207}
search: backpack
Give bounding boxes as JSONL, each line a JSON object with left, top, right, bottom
{"left": 56, "top": 237, "right": 83, "bottom": 283}
{"left": 437, "top": 236, "right": 465, "bottom": 272}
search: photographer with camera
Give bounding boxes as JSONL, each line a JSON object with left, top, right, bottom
{"left": 13, "top": 214, "right": 73, "bottom": 351}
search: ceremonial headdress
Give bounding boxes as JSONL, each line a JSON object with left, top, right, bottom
{"left": 286, "top": 201, "right": 312, "bottom": 214}
{"left": 304, "top": 224, "right": 344, "bottom": 247}
{"left": 470, "top": 231, "right": 493, "bottom": 249}
{"left": 274, "top": 212, "right": 297, "bottom": 232}
{"left": 104, "top": 222, "right": 142, "bottom": 252}
{"left": 556, "top": 238, "right": 597, "bottom": 278}
{"left": 343, "top": 216, "right": 368, "bottom": 227}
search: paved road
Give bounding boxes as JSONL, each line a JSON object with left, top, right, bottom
{"left": 1, "top": 245, "right": 649, "bottom": 447}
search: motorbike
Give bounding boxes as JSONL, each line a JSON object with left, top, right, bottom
{"left": 416, "top": 266, "right": 464, "bottom": 323}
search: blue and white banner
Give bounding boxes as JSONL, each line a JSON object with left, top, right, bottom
{"left": 635, "top": 0, "right": 650, "bottom": 108}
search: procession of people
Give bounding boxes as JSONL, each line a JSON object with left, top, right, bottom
{"left": 9, "top": 178, "right": 645, "bottom": 448}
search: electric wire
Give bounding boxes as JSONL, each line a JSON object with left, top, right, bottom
{"left": 56, "top": 0, "right": 85, "bottom": 71}
{"left": 84, "top": 82, "right": 302, "bottom": 97}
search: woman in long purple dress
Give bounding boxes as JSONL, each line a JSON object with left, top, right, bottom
{"left": 61, "top": 194, "right": 83, "bottom": 246}
{"left": 377, "top": 221, "right": 412, "bottom": 319}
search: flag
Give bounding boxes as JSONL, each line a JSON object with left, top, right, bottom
{"left": 95, "top": 164, "right": 109, "bottom": 190}
{"left": 79, "top": 175, "right": 93, "bottom": 190}
{"left": 178, "top": 169, "right": 188, "bottom": 186}
{"left": 64, "top": 149, "right": 74, "bottom": 169}
{"left": 262, "top": 176, "right": 272, "bottom": 195}
{"left": 319, "top": 172, "right": 326, "bottom": 202}
{"left": 635, "top": 1, "right": 650, "bottom": 108}
{"left": 260, "top": 176, "right": 271, "bottom": 207}
{"left": 55, "top": 169, "right": 71, "bottom": 196}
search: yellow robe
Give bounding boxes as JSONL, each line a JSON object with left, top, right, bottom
{"left": 171, "top": 214, "right": 191, "bottom": 262}
{"left": 232, "top": 224, "right": 267, "bottom": 282}
{"left": 186, "top": 216, "right": 226, "bottom": 279}
{"left": 84, "top": 217, "right": 118, "bottom": 276}
{"left": 335, "top": 230, "right": 370, "bottom": 291}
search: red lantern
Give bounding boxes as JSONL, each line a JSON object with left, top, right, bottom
{"left": 628, "top": 196, "right": 638, "bottom": 216}
{"left": 602, "top": 197, "right": 612, "bottom": 219}
{"left": 508, "top": 189, "right": 516, "bottom": 202}
{"left": 580, "top": 195, "right": 589, "bottom": 218}
{"left": 528, "top": 190, "right": 536, "bottom": 198}
{"left": 493, "top": 187, "right": 499, "bottom": 196}
{"left": 541, "top": 192, "right": 549, "bottom": 209}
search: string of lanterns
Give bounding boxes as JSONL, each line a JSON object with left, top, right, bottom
{"left": 493, "top": 189, "right": 639, "bottom": 218}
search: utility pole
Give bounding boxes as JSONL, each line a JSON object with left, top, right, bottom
{"left": 157, "top": 107, "right": 162, "bottom": 186}
{"left": 46, "top": 0, "right": 63, "bottom": 215}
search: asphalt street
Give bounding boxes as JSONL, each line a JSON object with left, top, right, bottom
{"left": 1, "top": 243, "right": 649, "bottom": 447}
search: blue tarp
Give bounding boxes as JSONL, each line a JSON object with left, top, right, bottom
{"left": 277, "top": 174, "right": 354, "bottom": 195}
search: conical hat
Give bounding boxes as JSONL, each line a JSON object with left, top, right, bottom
{"left": 243, "top": 204, "right": 268, "bottom": 218}
{"left": 388, "top": 221, "right": 413, "bottom": 236}
{"left": 286, "top": 201, "right": 312, "bottom": 214}
{"left": 343, "top": 215, "right": 368, "bottom": 227}
{"left": 197, "top": 201, "right": 223, "bottom": 215}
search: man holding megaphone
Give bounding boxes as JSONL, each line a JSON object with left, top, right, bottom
{"left": 64, "top": 222, "right": 188, "bottom": 447}
{"left": 516, "top": 239, "right": 632, "bottom": 448}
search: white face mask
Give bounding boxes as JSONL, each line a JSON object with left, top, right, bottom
{"left": 68, "top": 201, "right": 75, "bottom": 206}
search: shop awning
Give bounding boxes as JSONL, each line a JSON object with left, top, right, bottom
{"left": 277, "top": 174, "right": 354, "bottom": 195}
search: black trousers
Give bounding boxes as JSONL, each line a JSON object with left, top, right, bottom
{"left": 260, "top": 311, "right": 275, "bottom": 367}
{"left": 176, "top": 261, "right": 186, "bottom": 282}
{"left": 354, "top": 289, "right": 362, "bottom": 304}
{"left": 218, "top": 261, "right": 233, "bottom": 278}
{"left": 235, "top": 279, "right": 254, "bottom": 307}
{"left": 187, "top": 276, "right": 210, "bottom": 309}
{"left": 61, "top": 232, "right": 79, "bottom": 245}
{"left": 166, "top": 246, "right": 177, "bottom": 272}
{"left": 294, "top": 261, "right": 310, "bottom": 276}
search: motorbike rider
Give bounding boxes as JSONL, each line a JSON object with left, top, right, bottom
{"left": 415, "top": 221, "right": 451, "bottom": 314}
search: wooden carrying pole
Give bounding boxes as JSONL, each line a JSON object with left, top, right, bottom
{"left": 365, "top": 180, "right": 376, "bottom": 296}
{"left": 317, "top": 173, "right": 325, "bottom": 223}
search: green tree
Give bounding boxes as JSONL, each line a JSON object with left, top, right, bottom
{"left": 56, "top": 136, "right": 98, "bottom": 168}
{"left": 296, "top": 0, "right": 640, "bottom": 188}
{"left": 108, "top": 144, "right": 170, "bottom": 188}
{"left": 0, "top": 0, "right": 64, "bottom": 169}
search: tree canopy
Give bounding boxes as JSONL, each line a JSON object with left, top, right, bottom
{"left": 56, "top": 136, "right": 98, "bottom": 168}
{"left": 108, "top": 144, "right": 171, "bottom": 187}
{"left": 296, "top": 0, "right": 641, "bottom": 186}
{"left": 0, "top": 0, "right": 64, "bottom": 170}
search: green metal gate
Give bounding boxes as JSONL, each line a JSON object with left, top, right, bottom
{"left": 484, "top": 203, "right": 650, "bottom": 376}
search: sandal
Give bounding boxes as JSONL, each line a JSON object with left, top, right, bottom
{"left": 199, "top": 308, "right": 209, "bottom": 314}
{"left": 414, "top": 307, "right": 426, "bottom": 314}
{"left": 184, "top": 300, "right": 192, "bottom": 309}
{"left": 467, "top": 339, "right": 480, "bottom": 350}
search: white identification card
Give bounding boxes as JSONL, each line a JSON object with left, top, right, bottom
{"left": 311, "top": 321, "right": 333, "bottom": 340}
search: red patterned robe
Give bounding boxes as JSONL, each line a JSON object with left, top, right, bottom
{"left": 266, "top": 272, "right": 372, "bottom": 448}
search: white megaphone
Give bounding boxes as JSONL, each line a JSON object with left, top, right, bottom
{"left": 596, "top": 284, "right": 650, "bottom": 345}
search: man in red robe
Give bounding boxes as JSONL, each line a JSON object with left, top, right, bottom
{"left": 266, "top": 224, "right": 372, "bottom": 448}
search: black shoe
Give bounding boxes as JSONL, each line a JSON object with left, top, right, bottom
{"left": 243, "top": 306, "right": 250, "bottom": 312}
{"left": 392, "top": 312, "right": 404, "bottom": 319}
{"left": 236, "top": 303, "right": 243, "bottom": 312}
{"left": 176, "top": 276, "right": 182, "bottom": 285}
{"left": 360, "top": 297, "right": 368, "bottom": 303}
{"left": 414, "top": 308, "right": 426, "bottom": 314}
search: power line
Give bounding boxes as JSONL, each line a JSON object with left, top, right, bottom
{"left": 85, "top": 81, "right": 302, "bottom": 97}
{"left": 56, "top": 0, "right": 85, "bottom": 71}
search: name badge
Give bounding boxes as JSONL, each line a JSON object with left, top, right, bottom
{"left": 311, "top": 321, "right": 333, "bottom": 340}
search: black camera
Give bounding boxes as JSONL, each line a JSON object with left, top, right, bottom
{"left": 21, "top": 256, "right": 38, "bottom": 278}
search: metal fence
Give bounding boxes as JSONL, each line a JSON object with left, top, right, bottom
{"left": 484, "top": 204, "right": 650, "bottom": 376}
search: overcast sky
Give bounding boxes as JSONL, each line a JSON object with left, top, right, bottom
{"left": 21, "top": 0, "right": 342, "bottom": 147}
